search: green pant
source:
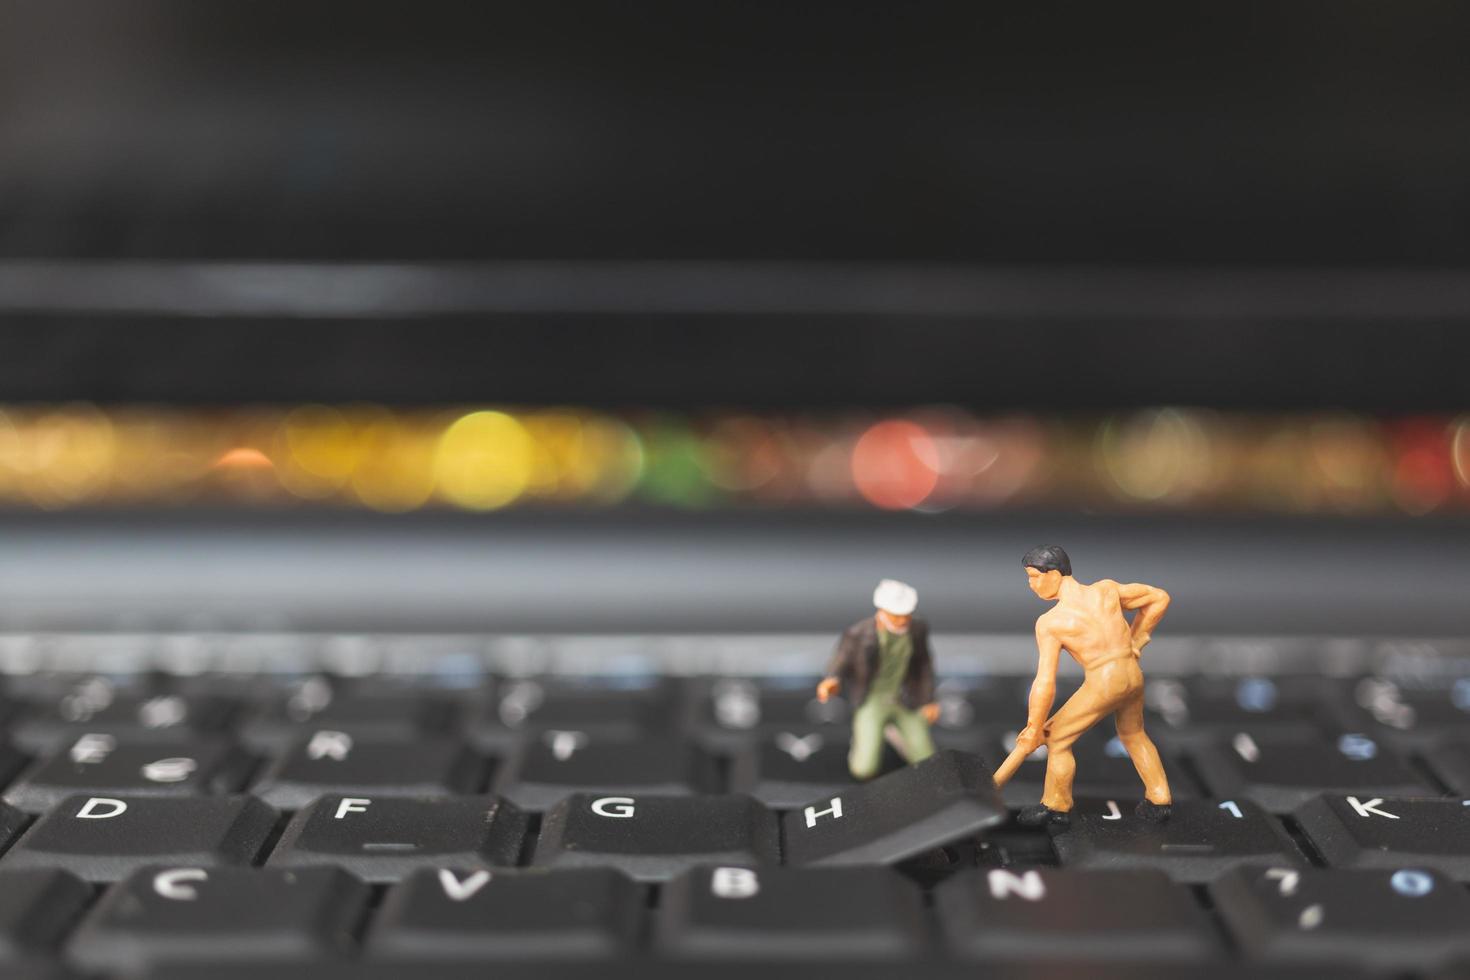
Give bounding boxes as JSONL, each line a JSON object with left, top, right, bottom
{"left": 848, "top": 697, "right": 936, "bottom": 780}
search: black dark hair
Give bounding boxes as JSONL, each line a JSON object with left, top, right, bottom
{"left": 1022, "top": 545, "right": 1071, "bottom": 576}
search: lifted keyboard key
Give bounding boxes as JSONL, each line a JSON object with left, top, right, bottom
{"left": 1050, "top": 798, "right": 1303, "bottom": 883}
{"left": 2, "top": 795, "right": 277, "bottom": 882}
{"left": 781, "top": 750, "right": 1005, "bottom": 866}
{"left": 369, "top": 867, "right": 640, "bottom": 959}
{"left": 68, "top": 866, "right": 368, "bottom": 974}
{"left": 1295, "top": 795, "right": 1470, "bottom": 880}
{"left": 267, "top": 795, "right": 527, "bottom": 883}
{"left": 533, "top": 794, "right": 779, "bottom": 882}
{"left": 936, "top": 868, "right": 1219, "bottom": 961}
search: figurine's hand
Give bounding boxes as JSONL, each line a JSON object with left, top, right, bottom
{"left": 920, "top": 702, "right": 941, "bottom": 724}
{"left": 1132, "top": 630, "right": 1152, "bottom": 652}
{"left": 1014, "top": 725, "right": 1045, "bottom": 755}
{"left": 816, "top": 677, "right": 840, "bottom": 702}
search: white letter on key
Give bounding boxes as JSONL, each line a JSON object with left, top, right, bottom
{"left": 591, "top": 796, "right": 636, "bottom": 818}
{"left": 307, "top": 731, "right": 353, "bottom": 761}
{"left": 1346, "top": 796, "right": 1398, "bottom": 819}
{"left": 988, "top": 869, "right": 1047, "bottom": 901}
{"left": 438, "top": 869, "right": 491, "bottom": 901}
{"left": 77, "top": 797, "right": 127, "bottom": 819}
{"left": 804, "top": 797, "right": 843, "bottom": 828}
{"left": 711, "top": 867, "right": 760, "bottom": 899}
{"left": 154, "top": 868, "right": 208, "bottom": 901}
{"left": 335, "top": 797, "right": 372, "bottom": 819}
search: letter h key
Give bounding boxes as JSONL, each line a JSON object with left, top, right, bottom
{"left": 782, "top": 751, "right": 1005, "bottom": 866}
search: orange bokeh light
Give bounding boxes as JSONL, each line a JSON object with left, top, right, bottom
{"left": 213, "top": 446, "right": 275, "bottom": 470}
{"left": 850, "top": 419, "right": 939, "bottom": 510}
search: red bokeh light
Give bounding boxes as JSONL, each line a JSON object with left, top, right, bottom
{"left": 851, "top": 419, "right": 939, "bottom": 510}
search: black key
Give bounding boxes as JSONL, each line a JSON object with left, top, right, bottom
{"left": 780, "top": 750, "right": 1005, "bottom": 866}
{"left": 267, "top": 795, "right": 527, "bottom": 883}
{"left": 2, "top": 795, "right": 277, "bottom": 882}
{"left": 936, "top": 868, "right": 1219, "bottom": 961}
{"left": 684, "top": 678, "right": 851, "bottom": 748}
{"left": 467, "top": 678, "right": 671, "bottom": 751}
{"left": 1211, "top": 865, "right": 1470, "bottom": 969}
{"left": 728, "top": 736, "right": 903, "bottom": 808}
{"left": 0, "top": 869, "right": 92, "bottom": 960}
{"left": 10, "top": 687, "right": 231, "bottom": 753}
{"left": 982, "top": 726, "right": 1196, "bottom": 808}
{"left": 4, "top": 737, "right": 252, "bottom": 813}
{"left": 1190, "top": 731, "right": 1432, "bottom": 812}
{"left": 1050, "top": 798, "right": 1303, "bottom": 883}
{"left": 67, "top": 866, "right": 367, "bottom": 973}
{"left": 239, "top": 677, "right": 453, "bottom": 753}
{"left": 1146, "top": 675, "right": 1337, "bottom": 742}
{"left": 1295, "top": 795, "right": 1470, "bottom": 880}
{"left": 493, "top": 736, "right": 713, "bottom": 810}
{"left": 369, "top": 867, "right": 640, "bottom": 959}
{"left": 533, "top": 794, "right": 778, "bottom": 882}
{"left": 251, "top": 735, "right": 482, "bottom": 810}
{"left": 657, "top": 865, "right": 925, "bottom": 959}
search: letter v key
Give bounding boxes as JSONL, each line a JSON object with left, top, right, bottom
{"left": 438, "top": 869, "right": 491, "bottom": 901}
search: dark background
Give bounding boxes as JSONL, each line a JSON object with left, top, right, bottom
{"left": 0, "top": 3, "right": 1465, "bottom": 634}
{"left": 0, "top": 2, "right": 1467, "bottom": 409}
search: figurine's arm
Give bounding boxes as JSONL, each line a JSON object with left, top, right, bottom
{"left": 816, "top": 629, "right": 854, "bottom": 702}
{"left": 911, "top": 624, "right": 939, "bottom": 722}
{"left": 1117, "top": 582, "right": 1171, "bottom": 651}
{"left": 1016, "top": 620, "right": 1062, "bottom": 752}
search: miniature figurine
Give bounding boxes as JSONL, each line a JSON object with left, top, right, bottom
{"left": 993, "top": 546, "right": 1173, "bottom": 826}
{"left": 816, "top": 578, "right": 940, "bottom": 780}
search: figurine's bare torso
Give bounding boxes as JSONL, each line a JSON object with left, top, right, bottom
{"left": 1036, "top": 579, "right": 1137, "bottom": 670}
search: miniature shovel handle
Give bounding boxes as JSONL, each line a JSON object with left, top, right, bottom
{"left": 990, "top": 743, "right": 1034, "bottom": 788}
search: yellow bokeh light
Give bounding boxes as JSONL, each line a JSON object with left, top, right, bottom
{"left": 276, "top": 405, "right": 364, "bottom": 499}
{"left": 434, "top": 411, "right": 535, "bottom": 510}
{"left": 349, "top": 412, "right": 438, "bottom": 512}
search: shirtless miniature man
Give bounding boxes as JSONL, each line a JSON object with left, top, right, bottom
{"left": 1004, "top": 545, "right": 1173, "bottom": 826}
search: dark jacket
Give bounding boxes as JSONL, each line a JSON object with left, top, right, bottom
{"left": 825, "top": 616, "right": 936, "bottom": 709}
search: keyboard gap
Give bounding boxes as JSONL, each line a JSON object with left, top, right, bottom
{"left": 515, "top": 812, "right": 542, "bottom": 867}
{"left": 1191, "top": 882, "right": 1242, "bottom": 957}
{"left": 1278, "top": 814, "right": 1329, "bottom": 867}
{"left": 251, "top": 809, "right": 295, "bottom": 866}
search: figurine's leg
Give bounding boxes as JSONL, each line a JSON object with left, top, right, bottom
{"left": 1038, "top": 689, "right": 1106, "bottom": 813}
{"left": 847, "top": 699, "right": 887, "bottom": 780}
{"left": 1115, "top": 686, "right": 1172, "bottom": 805}
{"left": 891, "top": 706, "right": 935, "bottom": 764}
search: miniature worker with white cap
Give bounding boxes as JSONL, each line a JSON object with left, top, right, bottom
{"left": 816, "top": 579, "right": 941, "bottom": 780}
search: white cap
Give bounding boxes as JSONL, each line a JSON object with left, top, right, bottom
{"left": 872, "top": 578, "right": 918, "bottom": 616}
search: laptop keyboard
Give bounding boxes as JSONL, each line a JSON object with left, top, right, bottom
{"left": 0, "top": 636, "right": 1468, "bottom": 979}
